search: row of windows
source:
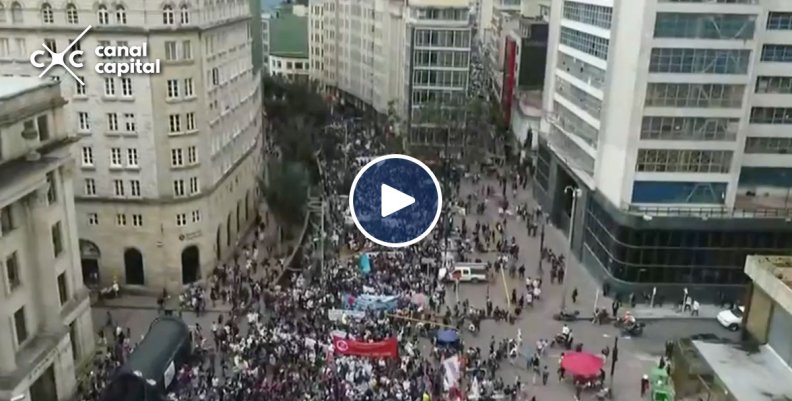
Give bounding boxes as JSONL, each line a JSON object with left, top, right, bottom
{"left": 83, "top": 178, "right": 141, "bottom": 198}
{"left": 414, "top": 29, "right": 471, "bottom": 49}
{"left": 640, "top": 116, "right": 739, "bottom": 141}
{"left": 654, "top": 13, "right": 756, "bottom": 40}
{"left": 631, "top": 181, "right": 727, "bottom": 205}
{"left": 756, "top": 76, "right": 792, "bottom": 94}
{"left": 645, "top": 83, "right": 745, "bottom": 108}
{"left": 76, "top": 112, "right": 137, "bottom": 133}
{"left": 413, "top": 7, "right": 468, "bottom": 21}
{"left": 767, "top": 12, "right": 792, "bottom": 30}
{"left": 635, "top": 149, "right": 733, "bottom": 173}
{"left": 555, "top": 77, "right": 602, "bottom": 119}
{"left": 559, "top": 27, "right": 609, "bottom": 60}
{"left": 412, "top": 69, "right": 468, "bottom": 88}
{"left": 2, "top": 2, "right": 190, "bottom": 26}
{"left": 649, "top": 48, "right": 750, "bottom": 74}
{"left": 553, "top": 101, "right": 599, "bottom": 148}
{"left": 761, "top": 44, "right": 792, "bottom": 63}
{"left": 744, "top": 137, "right": 792, "bottom": 154}
{"left": 411, "top": 89, "right": 464, "bottom": 106}
{"left": 750, "top": 107, "right": 792, "bottom": 124}
{"left": 413, "top": 50, "right": 469, "bottom": 68}
{"left": 562, "top": 1, "right": 612, "bottom": 29}
{"left": 87, "top": 211, "right": 200, "bottom": 228}
{"left": 556, "top": 51, "right": 605, "bottom": 90}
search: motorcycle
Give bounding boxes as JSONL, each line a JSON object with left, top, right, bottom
{"left": 622, "top": 322, "right": 646, "bottom": 336}
{"left": 553, "top": 310, "right": 580, "bottom": 321}
{"left": 551, "top": 332, "right": 572, "bottom": 349}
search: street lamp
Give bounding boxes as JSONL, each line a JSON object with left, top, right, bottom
{"left": 559, "top": 185, "right": 582, "bottom": 312}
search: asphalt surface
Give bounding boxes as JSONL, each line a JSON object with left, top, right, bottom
{"left": 94, "top": 174, "right": 741, "bottom": 401}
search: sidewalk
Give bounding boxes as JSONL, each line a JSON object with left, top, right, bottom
{"left": 94, "top": 294, "right": 233, "bottom": 313}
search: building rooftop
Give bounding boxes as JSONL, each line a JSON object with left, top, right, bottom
{"left": 693, "top": 340, "right": 792, "bottom": 401}
{"left": 0, "top": 77, "right": 54, "bottom": 99}
{"left": 745, "top": 255, "right": 792, "bottom": 317}
{"left": 269, "top": 12, "right": 309, "bottom": 58}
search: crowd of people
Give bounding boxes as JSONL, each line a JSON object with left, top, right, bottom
{"left": 78, "top": 108, "right": 610, "bottom": 401}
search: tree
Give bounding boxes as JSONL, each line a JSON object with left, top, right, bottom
{"left": 259, "top": 161, "right": 310, "bottom": 231}
{"left": 414, "top": 95, "right": 495, "bottom": 161}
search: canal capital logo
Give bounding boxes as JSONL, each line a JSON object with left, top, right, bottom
{"left": 30, "top": 25, "right": 161, "bottom": 86}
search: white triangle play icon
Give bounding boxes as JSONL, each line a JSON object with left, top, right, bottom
{"left": 381, "top": 184, "right": 415, "bottom": 218}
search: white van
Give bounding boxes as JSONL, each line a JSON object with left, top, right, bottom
{"left": 439, "top": 263, "right": 488, "bottom": 283}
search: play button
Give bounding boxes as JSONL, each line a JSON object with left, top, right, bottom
{"left": 380, "top": 184, "right": 415, "bottom": 218}
{"left": 349, "top": 154, "right": 442, "bottom": 248}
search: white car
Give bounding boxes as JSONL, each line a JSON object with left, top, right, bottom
{"left": 717, "top": 306, "right": 744, "bottom": 331}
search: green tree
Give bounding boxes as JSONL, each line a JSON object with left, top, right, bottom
{"left": 259, "top": 161, "right": 310, "bottom": 230}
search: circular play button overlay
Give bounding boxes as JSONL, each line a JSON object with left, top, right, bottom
{"left": 349, "top": 154, "right": 442, "bottom": 248}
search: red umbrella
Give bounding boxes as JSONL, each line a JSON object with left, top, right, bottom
{"left": 560, "top": 352, "right": 604, "bottom": 377}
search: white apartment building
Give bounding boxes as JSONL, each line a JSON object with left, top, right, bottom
{"left": 538, "top": 0, "right": 792, "bottom": 295}
{"left": 0, "top": 0, "right": 263, "bottom": 292}
{"left": 0, "top": 78, "right": 94, "bottom": 401}
{"left": 478, "top": 0, "right": 551, "bottom": 36}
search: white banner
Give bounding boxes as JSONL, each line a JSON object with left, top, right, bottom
{"left": 442, "top": 355, "right": 461, "bottom": 391}
{"left": 327, "top": 309, "right": 366, "bottom": 322}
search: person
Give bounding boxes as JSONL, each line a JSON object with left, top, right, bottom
{"left": 622, "top": 311, "right": 636, "bottom": 327}
{"left": 692, "top": 300, "right": 700, "bottom": 316}
{"left": 641, "top": 374, "right": 650, "bottom": 397}
{"left": 561, "top": 324, "right": 571, "bottom": 336}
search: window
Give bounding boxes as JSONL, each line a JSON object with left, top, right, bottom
{"left": 635, "top": 149, "right": 733, "bottom": 173}
{"left": 84, "top": 178, "right": 96, "bottom": 196}
{"left": 78, "top": 112, "right": 90, "bottom": 130}
{"left": 644, "top": 83, "right": 745, "bottom": 108}
{"left": 555, "top": 77, "right": 602, "bottom": 118}
{"left": 187, "top": 146, "right": 197, "bottom": 164}
{"left": 649, "top": 48, "right": 751, "bottom": 74}
{"left": 163, "top": 5, "right": 174, "bottom": 24}
{"left": 130, "top": 180, "right": 141, "bottom": 197}
{"left": 756, "top": 76, "right": 792, "bottom": 94}
{"left": 110, "top": 147, "right": 122, "bottom": 166}
{"left": 75, "top": 76, "right": 86, "bottom": 95}
{"left": 180, "top": 4, "right": 190, "bottom": 24}
{"left": 14, "top": 38, "right": 25, "bottom": 58}
{"left": 562, "top": 1, "right": 612, "bottom": 29}
{"left": 104, "top": 77, "right": 115, "bottom": 96}
{"left": 116, "top": 214, "right": 126, "bottom": 226}
{"left": 51, "top": 221, "right": 63, "bottom": 257}
{"left": 171, "top": 148, "right": 184, "bottom": 166}
{"left": 88, "top": 212, "right": 99, "bottom": 225}
{"left": 167, "top": 79, "right": 179, "bottom": 98}
{"left": 641, "top": 117, "right": 739, "bottom": 141}
{"left": 46, "top": 172, "right": 57, "bottom": 204}
{"left": 0, "top": 207, "right": 13, "bottom": 234}
{"left": 654, "top": 13, "right": 756, "bottom": 40}
{"left": 186, "top": 112, "right": 196, "bottom": 131}
{"left": 44, "top": 38, "right": 57, "bottom": 53}
{"left": 761, "top": 44, "right": 792, "bottom": 63}
{"left": 35, "top": 115, "right": 50, "bottom": 141}
{"left": 126, "top": 148, "right": 139, "bottom": 167}
{"left": 113, "top": 179, "right": 124, "bottom": 196}
{"left": 41, "top": 3, "right": 53, "bottom": 23}
{"left": 182, "top": 40, "right": 192, "bottom": 60}
{"left": 165, "top": 41, "right": 177, "bottom": 60}
{"left": 176, "top": 213, "right": 187, "bottom": 226}
{"left": 10, "top": 2, "right": 22, "bottom": 24}
{"left": 189, "top": 177, "right": 199, "bottom": 194}
{"left": 123, "top": 113, "right": 136, "bottom": 132}
{"left": 115, "top": 5, "right": 126, "bottom": 24}
{"left": 169, "top": 114, "right": 181, "bottom": 133}
{"left": 767, "top": 12, "right": 792, "bottom": 30}
{"left": 81, "top": 146, "right": 94, "bottom": 166}
{"left": 745, "top": 137, "right": 792, "bottom": 154}
{"left": 211, "top": 68, "right": 219, "bottom": 86}
{"left": 132, "top": 214, "right": 143, "bottom": 227}
{"left": 121, "top": 77, "right": 132, "bottom": 96}
{"left": 559, "top": 27, "right": 609, "bottom": 60}
{"left": 5, "top": 252, "right": 19, "bottom": 291}
{"left": 553, "top": 102, "right": 599, "bottom": 147}
{"left": 66, "top": 4, "right": 78, "bottom": 24}
{"left": 750, "top": 107, "right": 792, "bottom": 124}
{"left": 13, "top": 307, "right": 27, "bottom": 344}
{"left": 191, "top": 210, "right": 201, "bottom": 222}
{"left": 184, "top": 78, "right": 194, "bottom": 97}
{"left": 57, "top": 273, "right": 68, "bottom": 304}
{"left": 107, "top": 113, "right": 118, "bottom": 131}
{"left": 0, "top": 4, "right": 5, "bottom": 23}
{"left": 173, "top": 179, "right": 186, "bottom": 196}
{"left": 98, "top": 5, "right": 109, "bottom": 24}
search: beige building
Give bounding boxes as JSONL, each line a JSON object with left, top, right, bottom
{"left": 0, "top": 78, "right": 94, "bottom": 401}
{"left": 0, "top": 0, "right": 264, "bottom": 291}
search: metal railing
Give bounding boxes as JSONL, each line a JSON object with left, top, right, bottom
{"left": 627, "top": 204, "right": 792, "bottom": 219}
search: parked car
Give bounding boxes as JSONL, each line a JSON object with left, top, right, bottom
{"left": 717, "top": 306, "right": 744, "bottom": 331}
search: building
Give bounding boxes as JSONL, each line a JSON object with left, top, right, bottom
{"left": 537, "top": 0, "right": 792, "bottom": 298}
{"left": 477, "top": 0, "right": 551, "bottom": 42}
{"left": 670, "top": 255, "right": 792, "bottom": 401}
{"left": 0, "top": 1, "right": 264, "bottom": 291}
{"left": 0, "top": 78, "right": 94, "bottom": 401}
{"left": 262, "top": 12, "right": 272, "bottom": 72}
{"left": 269, "top": 5, "right": 310, "bottom": 80}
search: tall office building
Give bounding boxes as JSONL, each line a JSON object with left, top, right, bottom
{"left": 0, "top": 1, "right": 264, "bottom": 291}
{"left": 0, "top": 78, "right": 94, "bottom": 401}
{"left": 309, "top": 0, "right": 473, "bottom": 157}
{"left": 539, "top": 0, "right": 792, "bottom": 296}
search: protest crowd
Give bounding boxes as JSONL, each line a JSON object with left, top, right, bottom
{"left": 78, "top": 111, "right": 623, "bottom": 401}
